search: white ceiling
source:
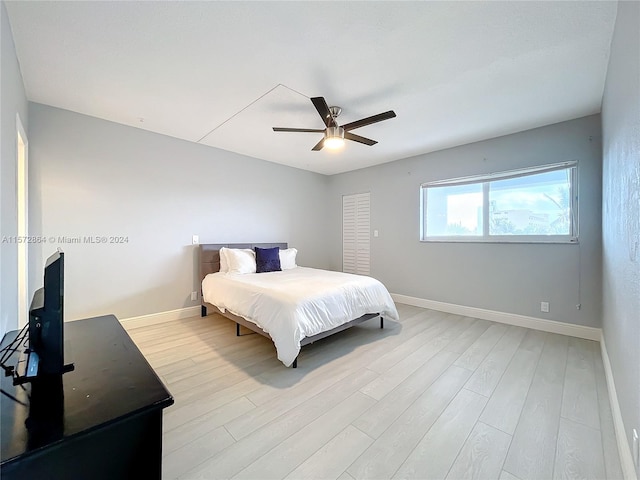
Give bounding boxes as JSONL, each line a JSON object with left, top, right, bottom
{"left": 6, "top": 1, "right": 617, "bottom": 175}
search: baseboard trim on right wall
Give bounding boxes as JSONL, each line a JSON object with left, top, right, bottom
{"left": 391, "top": 293, "right": 601, "bottom": 341}
{"left": 600, "top": 336, "right": 639, "bottom": 480}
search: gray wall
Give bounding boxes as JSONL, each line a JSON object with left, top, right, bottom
{"left": 601, "top": 1, "right": 640, "bottom": 475}
{"left": 0, "top": 1, "right": 29, "bottom": 337}
{"left": 28, "top": 103, "right": 330, "bottom": 321}
{"left": 328, "top": 115, "right": 603, "bottom": 328}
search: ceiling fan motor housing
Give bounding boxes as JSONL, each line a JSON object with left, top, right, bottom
{"left": 324, "top": 126, "right": 344, "bottom": 140}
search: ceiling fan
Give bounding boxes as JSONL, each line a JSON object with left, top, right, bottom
{"left": 273, "top": 97, "right": 396, "bottom": 151}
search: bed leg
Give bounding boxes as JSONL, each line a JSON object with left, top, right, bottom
{"left": 292, "top": 357, "right": 297, "bottom": 368}
{"left": 201, "top": 305, "right": 207, "bottom": 317}
{"left": 236, "top": 323, "right": 240, "bottom": 336}
{"left": 380, "top": 316, "right": 384, "bottom": 329}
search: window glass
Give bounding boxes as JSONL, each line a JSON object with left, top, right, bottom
{"left": 489, "top": 169, "right": 572, "bottom": 236}
{"left": 425, "top": 184, "right": 483, "bottom": 236}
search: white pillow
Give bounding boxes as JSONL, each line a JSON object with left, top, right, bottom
{"left": 225, "top": 248, "right": 257, "bottom": 274}
{"left": 279, "top": 248, "right": 298, "bottom": 270}
{"left": 219, "top": 247, "right": 230, "bottom": 273}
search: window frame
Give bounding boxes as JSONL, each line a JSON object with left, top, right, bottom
{"left": 420, "top": 161, "right": 579, "bottom": 244}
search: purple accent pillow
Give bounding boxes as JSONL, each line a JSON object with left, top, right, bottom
{"left": 255, "top": 247, "right": 281, "bottom": 273}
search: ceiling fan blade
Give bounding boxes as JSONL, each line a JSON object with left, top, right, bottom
{"left": 342, "top": 110, "right": 396, "bottom": 131}
{"left": 311, "top": 97, "right": 333, "bottom": 127}
{"left": 311, "top": 138, "right": 325, "bottom": 151}
{"left": 344, "top": 132, "right": 377, "bottom": 146}
{"left": 273, "top": 127, "right": 325, "bottom": 133}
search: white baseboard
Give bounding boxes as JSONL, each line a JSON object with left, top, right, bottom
{"left": 119, "top": 305, "right": 201, "bottom": 329}
{"left": 600, "top": 337, "right": 638, "bottom": 480}
{"left": 391, "top": 293, "right": 601, "bottom": 341}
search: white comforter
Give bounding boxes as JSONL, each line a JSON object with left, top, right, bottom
{"left": 202, "top": 267, "right": 399, "bottom": 366}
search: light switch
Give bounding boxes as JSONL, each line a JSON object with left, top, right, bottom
{"left": 373, "top": 230, "right": 379, "bottom": 238}
{"left": 192, "top": 235, "right": 199, "bottom": 245}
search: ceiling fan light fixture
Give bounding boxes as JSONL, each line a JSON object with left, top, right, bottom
{"left": 324, "top": 126, "right": 345, "bottom": 149}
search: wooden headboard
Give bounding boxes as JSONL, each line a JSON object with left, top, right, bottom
{"left": 199, "top": 243, "right": 288, "bottom": 283}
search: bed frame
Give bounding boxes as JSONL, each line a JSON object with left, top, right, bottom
{"left": 199, "top": 243, "right": 383, "bottom": 367}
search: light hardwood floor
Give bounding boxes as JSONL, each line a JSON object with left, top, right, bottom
{"left": 123, "top": 304, "right": 623, "bottom": 480}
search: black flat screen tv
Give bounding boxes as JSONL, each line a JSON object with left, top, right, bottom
{"left": 27, "top": 249, "right": 72, "bottom": 377}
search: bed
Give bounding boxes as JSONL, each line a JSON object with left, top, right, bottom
{"left": 199, "top": 243, "right": 399, "bottom": 367}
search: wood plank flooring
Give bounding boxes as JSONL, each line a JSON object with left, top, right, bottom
{"left": 123, "top": 304, "right": 623, "bottom": 480}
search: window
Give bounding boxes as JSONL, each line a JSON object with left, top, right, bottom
{"left": 420, "top": 162, "right": 578, "bottom": 243}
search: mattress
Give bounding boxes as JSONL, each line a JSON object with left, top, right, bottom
{"left": 202, "top": 267, "right": 399, "bottom": 366}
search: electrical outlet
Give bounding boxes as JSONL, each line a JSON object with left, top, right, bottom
{"left": 540, "top": 301, "right": 550, "bottom": 313}
{"left": 190, "top": 291, "right": 198, "bottom": 301}
{"left": 192, "top": 235, "right": 199, "bottom": 245}
{"left": 633, "top": 428, "right": 639, "bottom": 468}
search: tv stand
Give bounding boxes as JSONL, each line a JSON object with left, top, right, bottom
{"left": 0, "top": 315, "right": 173, "bottom": 480}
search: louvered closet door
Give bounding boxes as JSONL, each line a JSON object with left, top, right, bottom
{"left": 342, "top": 192, "right": 370, "bottom": 275}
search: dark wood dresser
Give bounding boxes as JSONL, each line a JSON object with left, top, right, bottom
{"left": 1, "top": 315, "right": 173, "bottom": 480}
